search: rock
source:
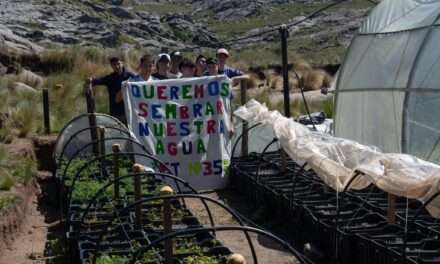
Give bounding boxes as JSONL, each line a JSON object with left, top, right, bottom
{"left": 0, "top": 63, "right": 7, "bottom": 76}
{"left": 16, "top": 70, "right": 44, "bottom": 88}
{"left": 78, "top": 14, "right": 102, "bottom": 24}
{"left": 0, "top": 25, "right": 43, "bottom": 55}
{"left": 108, "top": 7, "right": 134, "bottom": 19}
{"left": 10, "top": 82, "right": 38, "bottom": 95}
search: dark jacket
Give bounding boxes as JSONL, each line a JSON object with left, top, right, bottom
{"left": 92, "top": 68, "right": 135, "bottom": 116}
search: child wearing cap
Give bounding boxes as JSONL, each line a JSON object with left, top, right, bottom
{"left": 152, "top": 53, "right": 170, "bottom": 80}
{"left": 216, "top": 48, "right": 243, "bottom": 78}
{"left": 205, "top": 57, "right": 219, "bottom": 76}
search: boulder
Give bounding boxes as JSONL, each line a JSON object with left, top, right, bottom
{"left": 0, "top": 25, "right": 43, "bottom": 55}
{"left": 16, "top": 70, "right": 44, "bottom": 88}
{"left": 10, "top": 82, "right": 38, "bottom": 95}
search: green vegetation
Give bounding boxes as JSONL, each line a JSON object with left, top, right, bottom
{"left": 0, "top": 194, "right": 21, "bottom": 215}
{"left": 209, "top": 2, "right": 324, "bottom": 38}
{"left": 209, "top": 0, "right": 373, "bottom": 38}
{"left": 0, "top": 147, "right": 37, "bottom": 190}
{"left": 184, "top": 255, "right": 221, "bottom": 264}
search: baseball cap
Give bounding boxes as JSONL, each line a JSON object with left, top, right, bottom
{"left": 170, "top": 50, "right": 183, "bottom": 58}
{"left": 216, "top": 48, "right": 229, "bottom": 57}
{"left": 157, "top": 53, "right": 171, "bottom": 62}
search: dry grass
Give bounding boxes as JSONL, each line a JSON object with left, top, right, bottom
{"left": 302, "top": 69, "right": 332, "bottom": 91}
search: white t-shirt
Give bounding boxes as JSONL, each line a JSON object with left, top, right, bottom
{"left": 167, "top": 71, "right": 182, "bottom": 79}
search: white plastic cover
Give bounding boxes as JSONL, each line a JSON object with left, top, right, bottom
{"left": 335, "top": 0, "right": 440, "bottom": 164}
{"left": 360, "top": 0, "right": 440, "bottom": 34}
{"left": 235, "top": 100, "right": 440, "bottom": 218}
{"left": 54, "top": 114, "right": 131, "bottom": 161}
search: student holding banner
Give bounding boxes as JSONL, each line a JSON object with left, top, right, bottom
{"left": 129, "top": 54, "right": 156, "bottom": 82}
{"left": 152, "top": 53, "right": 170, "bottom": 80}
{"left": 217, "top": 48, "right": 243, "bottom": 78}
{"left": 179, "top": 58, "right": 196, "bottom": 78}
{"left": 87, "top": 57, "right": 135, "bottom": 124}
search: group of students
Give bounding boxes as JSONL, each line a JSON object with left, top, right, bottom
{"left": 88, "top": 48, "right": 243, "bottom": 123}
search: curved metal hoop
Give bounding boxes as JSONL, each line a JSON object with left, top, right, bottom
{"left": 128, "top": 225, "right": 311, "bottom": 264}
{"left": 231, "top": 123, "right": 262, "bottom": 159}
{"left": 53, "top": 113, "right": 128, "bottom": 160}
{"left": 60, "top": 137, "right": 152, "bottom": 180}
{"left": 56, "top": 126, "right": 132, "bottom": 165}
{"left": 92, "top": 194, "right": 258, "bottom": 264}
{"left": 66, "top": 152, "right": 173, "bottom": 205}
{"left": 78, "top": 172, "right": 198, "bottom": 224}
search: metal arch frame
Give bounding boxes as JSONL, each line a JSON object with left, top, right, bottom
{"left": 53, "top": 113, "right": 128, "bottom": 161}
{"left": 91, "top": 194, "right": 258, "bottom": 264}
{"left": 78, "top": 172, "right": 198, "bottom": 224}
{"left": 56, "top": 126, "right": 133, "bottom": 165}
{"left": 60, "top": 137, "right": 152, "bottom": 180}
{"left": 231, "top": 122, "right": 262, "bottom": 159}
{"left": 255, "top": 138, "right": 279, "bottom": 183}
{"left": 402, "top": 14, "right": 440, "bottom": 154}
{"left": 66, "top": 152, "right": 173, "bottom": 205}
{"left": 127, "top": 226, "right": 311, "bottom": 264}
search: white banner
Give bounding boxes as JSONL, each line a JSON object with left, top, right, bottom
{"left": 123, "top": 76, "right": 232, "bottom": 190}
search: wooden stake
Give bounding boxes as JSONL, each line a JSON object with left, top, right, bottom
{"left": 112, "top": 144, "right": 120, "bottom": 199}
{"left": 387, "top": 193, "right": 396, "bottom": 224}
{"left": 132, "top": 164, "right": 143, "bottom": 229}
{"left": 98, "top": 126, "right": 105, "bottom": 156}
{"left": 86, "top": 83, "right": 98, "bottom": 155}
{"left": 161, "top": 186, "right": 174, "bottom": 264}
{"left": 42, "top": 89, "right": 50, "bottom": 134}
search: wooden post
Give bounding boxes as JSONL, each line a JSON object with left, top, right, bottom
{"left": 98, "top": 126, "right": 105, "bottom": 156}
{"left": 387, "top": 193, "right": 396, "bottom": 224}
{"left": 85, "top": 83, "right": 99, "bottom": 155}
{"left": 132, "top": 164, "right": 143, "bottom": 229}
{"left": 42, "top": 89, "right": 50, "bottom": 134}
{"left": 112, "top": 144, "right": 120, "bottom": 199}
{"left": 161, "top": 186, "right": 174, "bottom": 264}
{"left": 240, "top": 78, "right": 249, "bottom": 157}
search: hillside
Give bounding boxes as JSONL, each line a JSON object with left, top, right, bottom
{"left": 0, "top": 0, "right": 376, "bottom": 64}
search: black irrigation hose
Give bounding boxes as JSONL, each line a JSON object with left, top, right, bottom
{"left": 293, "top": 70, "right": 318, "bottom": 131}
{"left": 78, "top": 172, "right": 198, "bottom": 224}
{"left": 255, "top": 138, "right": 279, "bottom": 183}
{"left": 128, "top": 225, "right": 311, "bottom": 264}
{"left": 92, "top": 194, "right": 258, "bottom": 264}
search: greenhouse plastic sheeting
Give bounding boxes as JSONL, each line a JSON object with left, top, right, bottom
{"left": 235, "top": 100, "right": 440, "bottom": 217}
{"left": 335, "top": 0, "right": 440, "bottom": 165}
{"left": 54, "top": 114, "right": 132, "bottom": 161}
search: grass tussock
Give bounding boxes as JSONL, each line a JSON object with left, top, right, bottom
{"left": 0, "top": 147, "right": 37, "bottom": 190}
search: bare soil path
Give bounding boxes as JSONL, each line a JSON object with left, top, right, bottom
{"left": 185, "top": 190, "right": 301, "bottom": 264}
{"left": 0, "top": 172, "right": 65, "bottom": 264}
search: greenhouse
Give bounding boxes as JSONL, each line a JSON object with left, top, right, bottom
{"left": 335, "top": 0, "right": 440, "bottom": 163}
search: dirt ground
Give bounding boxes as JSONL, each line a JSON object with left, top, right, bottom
{"left": 0, "top": 177, "right": 65, "bottom": 264}
{"left": 0, "top": 136, "right": 302, "bottom": 263}
{"left": 185, "top": 190, "right": 301, "bottom": 264}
